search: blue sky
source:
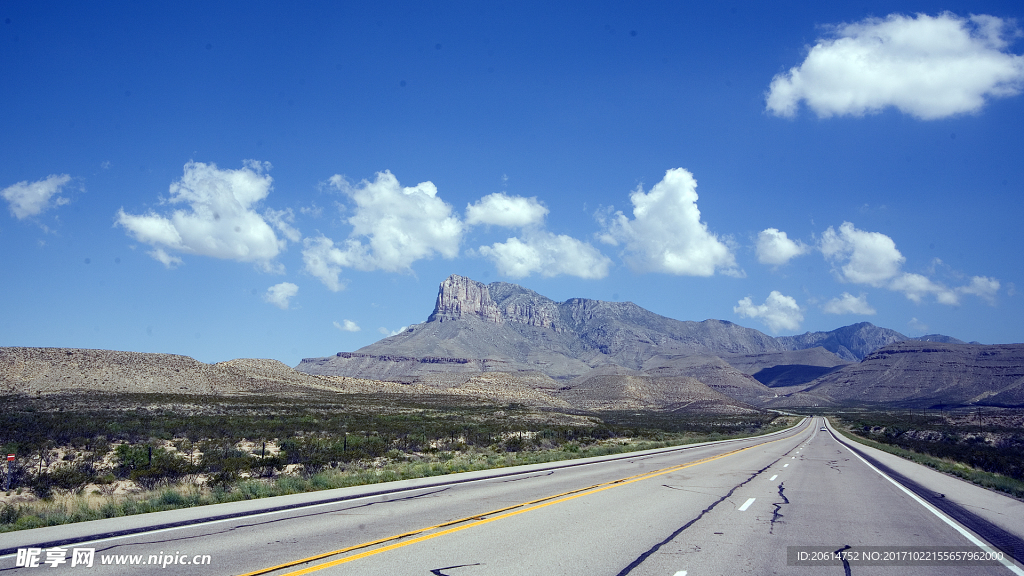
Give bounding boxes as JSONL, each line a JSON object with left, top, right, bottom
{"left": 2, "top": 1, "right": 1022, "bottom": 366}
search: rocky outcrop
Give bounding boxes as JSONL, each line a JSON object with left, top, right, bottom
{"left": 427, "top": 275, "right": 563, "bottom": 330}
{"left": 427, "top": 275, "right": 503, "bottom": 323}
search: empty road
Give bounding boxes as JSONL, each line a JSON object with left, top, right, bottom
{"left": 3, "top": 417, "right": 1022, "bottom": 575}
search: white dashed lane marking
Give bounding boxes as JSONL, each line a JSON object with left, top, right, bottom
{"left": 769, "top": 474, "right": 778, "bottom": 481}
{"left": 784, "top": 463, "right": 789, "bottom": 467}
{"left": 738, "top": 498, "right": 756, "bottom": 511}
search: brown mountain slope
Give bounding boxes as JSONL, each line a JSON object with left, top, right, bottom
{"left": 555, "top": 365, "right": 758, "bottom": 413}
{"left": 0, "top": 347, "right": 573, "bottom": 408}
{"left": 797, "top": 341, "right": 1024, "bottom": 408}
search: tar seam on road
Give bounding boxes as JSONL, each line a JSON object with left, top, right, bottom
{"left": 613, "top": 457, "right": 784, "bottom": 576}
{"left": 834, "top": 544, "right": 852, "bottom": 576}
{"left": 829, "top": 427, "right": 1024, "bottom": 573}
{"left": 429, "top": 562, "right": 482, "bottom": 575}
{"left": 769, "top": 482, "right": 788, "bottom": 534}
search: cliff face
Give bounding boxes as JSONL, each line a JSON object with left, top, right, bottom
{"left": 427, "top": 275, "right": 503, "bottom": 323}
{"left": 427, "top": 275, "right": 563, "bottom": 330}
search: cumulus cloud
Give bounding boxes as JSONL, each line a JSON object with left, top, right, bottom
{"left": 599, "top": 168, "right": 739, "bottom": 277}
{"left": 334, "top": 319, "right": 360, "bottom": 332}
{"left": 116, "top": 160, "right": 288, "bottom": 271}
{"left": 478, "top": 230, "right": 612, "bottom": 279}
{"left": 302, "top": 171, "right": 462, "bottom": 289}
{"left": 823, "top": 292, "right": 877, "bottom": 315}
{"left": 821, "top": 221, "right": 999, "bottom": 305}
{"left": 264, "top": 208, "right": 301, "bottom": 243}
{"left": 301, "top": 235, "right": 351, "bottom": 292}
{"left": 957, "top": 276, "right": 1000, "bottom": 304}
{"left": 379, "top": 326, "right": 408, "bottom": 336}
{"left": 756, "top": 228, "right": 811, "bottom": 265}
{"left": 466, "top": 193, "right": 548, "bottom": 227}
{"left": 820, "top": 222, "right": 904, "bottom": 286}
{"left": 734, "top": 291, "right": 804, "bottom": 333}
{"left": 767, "top": 12, "right": 1024, "bottom": 119}
{"left": 1, "top": 174, "right": 72, "bottom": 219}
{"left": 263, "top": 282, "right": 298, "bottom": 309}
{"left": 889, "top": 273, "right": 1000, "bottom": 305}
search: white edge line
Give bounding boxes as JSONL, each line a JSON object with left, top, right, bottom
{"left": 738, "top": 497, "right": 756, "bottom": 511}
{"left": 844, "top": 442, "right": 1024, "bottom": 575}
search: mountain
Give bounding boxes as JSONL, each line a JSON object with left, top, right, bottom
{"left": 297, "top": 275, "right": 981, "bottom": 409}
{"left": 790, "top": 341, "right": 1024, "bottom": 408}
{"left": 0, "top": 347, "right": 339, "bottom": 396}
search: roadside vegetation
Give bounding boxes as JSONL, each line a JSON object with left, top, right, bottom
{"left": 825, "top": 409, "right": 1024, "bottom": 500}
{"left": 0, "top": 393, "right": 794, "bottom": 532}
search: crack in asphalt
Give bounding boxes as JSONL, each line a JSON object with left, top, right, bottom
{"left": 834, "top": 544, "right": 852, "bottom": 576}
{"left": 769, "top": 481, "right": 788, "bottom": 534}
{"left": 614, "top": 457, "right": 783, "bottom": 576}
{"left": 429, "top": 563, "right": 482, "bottom": 574}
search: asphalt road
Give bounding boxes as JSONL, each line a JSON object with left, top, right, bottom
{"left": 3, "top": 417, "right": 1022, "bottom": 575}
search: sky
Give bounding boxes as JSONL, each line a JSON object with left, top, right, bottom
{"left": 2, "top": 1, "right": 1023, "bottom": 367}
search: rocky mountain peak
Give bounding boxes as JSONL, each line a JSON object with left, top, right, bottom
{"left": 427, "top": 275, "right": 502, "bottom": 323}
{"left": 426, "top": 274, "right": 564, "bottom": 330}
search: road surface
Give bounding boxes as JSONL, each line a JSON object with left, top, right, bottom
{"left": 3, "top": 417, "right": 1022, "bottom": 575}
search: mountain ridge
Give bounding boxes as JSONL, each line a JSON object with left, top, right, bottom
{"left": 294, "top": 275, "right": 971, "bottom": 405}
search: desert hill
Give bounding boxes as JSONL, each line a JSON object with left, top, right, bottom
{"left": 788, "top": 341, "right": 1024, "bottom": 408}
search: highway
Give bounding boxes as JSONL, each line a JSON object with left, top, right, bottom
{"left": 3, "top": 417, "right": 1023, "bottom": 575}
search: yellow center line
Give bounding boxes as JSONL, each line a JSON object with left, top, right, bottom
{"left": 240, "top": 428, "right": 800, "bottom": 576}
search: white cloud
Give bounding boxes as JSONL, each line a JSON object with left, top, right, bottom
{"left": 734, "top": 291, "right": 804, "bottom": 333}
{"left": 116, "top": 160, "right": 288, "bottom": 272}
{"left": 302, "top": 171, "right": 462, "bottom": 289}
{"left": 263, "top": 282, "right": 298, "bottom": 310}
{"left": 820, "top": 222, "right": 904, "bottom": 286}
{"left": 756, "top": 228, "right": 811, "bottom": 265}
{"left": 466, "top": 193, "right": 548, "bottom": 227}
{"left": 820, "top": 222, "right": 1000, "bottom": 305}
{"left": 889, "top": 273, "right": 1000, "bottom": 305}
{"left": 478, "top": 230, "right": 612, "bottom": 279}
{"left": 957, "top": 276, "right": 1000, "bottom": 304}
{"left": 334, "top": 319, "right": 361, "bottom": 332}
{"left": 823, "top": 292, "right": 877, "bottom": 315}
{"left": 379, "top": 326, "right": 408, "bottom": 336}
{"left": 301, "top": 235, "right": 352, "bottom": 292}
{"left": 1, "top": 174, "right": 72, "bottom": 219}
{"left": 889, "top": 273, "right": 958, "bottom": 304}
{"left": 767, "top": 13, "right": 1024, "bottom": 119}
{"left": 264, "top": 208, "right": 301, "bottom": 243}
{"left": 599, "top": 168, "right": 739, "bottom": 277}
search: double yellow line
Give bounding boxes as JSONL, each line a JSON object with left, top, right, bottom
{"left": 241, "top": 432, "right": 794, "bottom": 576}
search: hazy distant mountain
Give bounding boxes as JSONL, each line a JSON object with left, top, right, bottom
{"left": 792, "top": 341, "right": 1024, "bottom": 408}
